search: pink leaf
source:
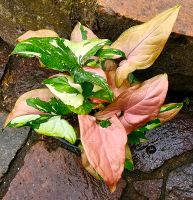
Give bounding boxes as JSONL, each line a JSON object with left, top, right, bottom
{"left": 4, "top": 89, "right": 54, "bottom": 127}
{"left": 78, "top": 115, "right": 127, "bottom": 191}
{"left": 70, "top": 22, "right": 97, "bottom": 42}
{"left": 17, "top": 29, "right": 59, "bottom": 42}
{"left": 96, "top": 74, "right": 168, "bottom": 133}
{"left": 106, "top": 70, "right": 130, "bottom": 97}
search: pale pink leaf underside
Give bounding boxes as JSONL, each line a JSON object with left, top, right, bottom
{"left": 78, "top": 114, "right": 127, "bottom": 191}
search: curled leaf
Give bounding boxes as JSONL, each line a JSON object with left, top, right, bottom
{"left": 96, "top": 74, "right": 168, "bottom": 133}
{"left": 78, "top": 115, "right": 127, "bottom": 191}
{"left": 17, "top": 29, "right": 59, "bottom": 42}
{"left": 158, "top": 103, "right": 183, "bottom": 123}
{"left": 70, "top": 22, "right": 97, "bottom": 42}
{"left": 112, "top": 5, "right": 180, "bottom": 86}
{"left": 4, "top": 89, "right": 54, "bottom": 127}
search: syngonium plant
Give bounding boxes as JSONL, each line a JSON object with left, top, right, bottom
{"left": 4, "top": 5, "right": 183, "bottom": 191}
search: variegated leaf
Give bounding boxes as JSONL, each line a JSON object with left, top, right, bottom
{"left": 4, "top": 89, "right": 54, "bottom": 127}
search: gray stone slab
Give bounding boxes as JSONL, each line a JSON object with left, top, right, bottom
{"left": 132, "top": 114, "right": 193, "bottom": 172}
{"left": 0, "top": 112, "right": 29, "bottom": 180}
{"left": 133, "top": 179, "right": 163, "bottom": 200}
{"left": 166, "top": 163, "right": 193, "bottom": 200}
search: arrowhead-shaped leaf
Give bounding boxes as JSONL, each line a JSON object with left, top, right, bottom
{"left": 12, "top": 37, "right": 79, "bottom": 72}
{"left": 96, "top": 74, "right": 168, "bottom": 133}
{"left": 78, "top": 115, "right": 127, "bottom": 191}
{"left": 63, "top": 38, "right": 111, "bottom": 64}
{"left": 7, "top": 114, "right": 77, "bottom": 144}
{"left": 111, "top": 5, "right": 180, "bottom": 86}
{"left": 4, "top": 89, "right": 54, "bottom": 127}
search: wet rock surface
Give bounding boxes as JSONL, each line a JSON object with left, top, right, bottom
{"left": 0, "top": 38, "right": 12, "bottom": 80}
{"left": 133, "top": 179, "right": 163, "bottom": 200}
{"left": 132, "top": 113, "right": 193, "bottom": 172}
{"left": 3, "top": 142, "right": 126, "bottom": 200}
{"left": 0, "top": 0, "right": 73, "bottom": 45}
{"left": 0, "top": 112, "right": 29, "bottom": 181}
{"left": 166, "top": 163, "right": 193, "bottom": 199}
{"left": 1, "top": 56, "right": 55, "bottom": 111}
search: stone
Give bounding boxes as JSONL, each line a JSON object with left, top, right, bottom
{"left": 0, "top": 112, "right": 29, "bottom": 181}
{"left": 132, "top": 114, "right": 193, "bottom": 172}
{"left": 0, "top": 38, "right": 12, "bottom": 80}
{"left": 1, "top": 56, "right": 55, "bottom": 111}
{"left": 3, "top": 142, "right": 126, "bottom": 200}
{"left": 166, "top": 163, "right": 193, "bottom": 199}
{"left": 0, "top": 0, "right": 73, "bottom": 46}
{"left": 133, "top": 179, "right": 163, "bottom": 200}
{"left": 97, "top": 0, "right": 193, "bottom": 37}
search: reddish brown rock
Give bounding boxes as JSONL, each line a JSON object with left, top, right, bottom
{"left": 133, "top": 179, "right": 163, "bottom": 200}
{"left": 3, "top": 142, "right": 126, "bottom": 200}
{"left": 97, "top": 0, "right": 193, "bottom": 37}
{"left": 1, "top": 56, "right": 55, "bottom": 111}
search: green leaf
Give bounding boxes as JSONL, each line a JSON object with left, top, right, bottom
{"left": 128, "top": 131, "right": 148, "bottom": 144}
{"left": 125, "top": 145, "right": 134, "bottom": 170}
{"left": 128, "top": 73, "right": 139, "bottom": 85}
{"left": 99, "top": 120, "right": 111, "bottom": 128}
{"left": 43, "top": 76, "right": 80, "bottom": 94}
{"left": 90, "top": 89, "right": 111, "bottom": 101}
{"left": 34, "top": 116, "right": 77, "bottom": 144}
{"left": 84, "top": 59, "right": 101, "bottom": 67}
{"left": 124, "top": 159, "right": 134, "bottom": 171}
{"left": 81, "top": 82, "right": 94, "bottom": 98}
{"left": 7, "top": 114, "right": 52, "bottom": 128}
{"left": 96, "top": 48, "right": 126, "bottom": 59}
{"left": 43, "top": 75, "right": 84, "bottom": 109}
{"left": 67, "top": 99, "right": 93, "bottom": 114}
{"left": 63, "top": 38, "right": 111, "bottom": 64}
{"left": 80, "top": 24, "right": 88, "bottom": 40}
{"left": 128, "top": 119, "right": 161, "bottom": 144}
{"left": 12, "top": 37, "right": 79, "bottom": 72}
{"left": 7, "top": 114, "right": 77, "bottom": 144}
{"left": 74, "top": 67, "right": 114, "bottom": 102}
{"left": 160, "top": 102, "right": 183, "bottom": 113}
{"left": 26, "top": 97, "right": 71, "bottom": 115}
